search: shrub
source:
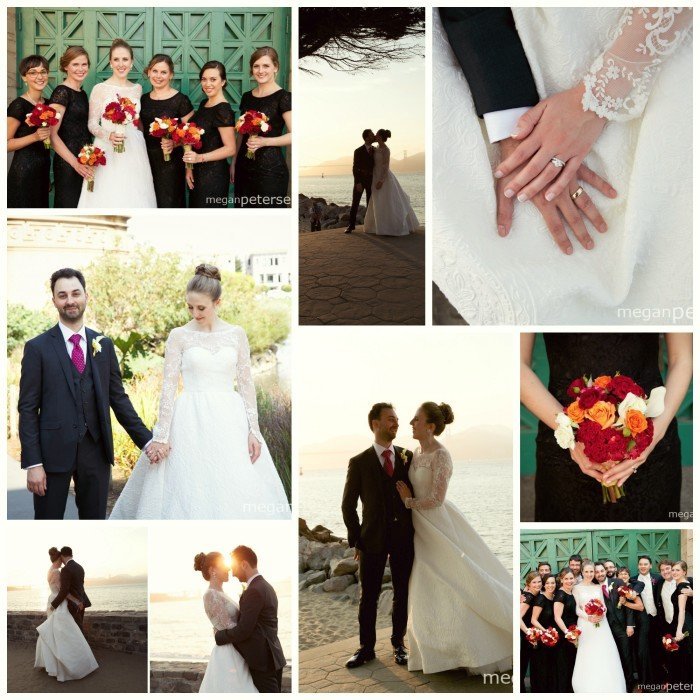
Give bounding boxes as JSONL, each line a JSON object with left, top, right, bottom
{"left": 7, "top": 304, "right": 53, "bottom": 356}
{"left": 257, "top": 383, "right": 292, "bottom": 502}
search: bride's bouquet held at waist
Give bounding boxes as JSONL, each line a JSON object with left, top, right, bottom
{"left": 584, "top": 598, "right": 606, "bottom": 628}
{"left": 553, "top": 373, "right": 665, "bottom": 504}
{"left": 103, "top": 95, "right": 139, "bottom": 153}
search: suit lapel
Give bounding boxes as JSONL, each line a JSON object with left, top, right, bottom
{"left": 49, "top": 325, "right": 78, "bottom": 403}
{"left": 365, "top": 446, "right": 384, "bottom": 486}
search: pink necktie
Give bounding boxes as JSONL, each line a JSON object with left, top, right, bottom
{"left": 382, "top": 449, "right": 394, "bottom": 477}
{"left": 70, "top": 334, "right": 85, "bottom": 374}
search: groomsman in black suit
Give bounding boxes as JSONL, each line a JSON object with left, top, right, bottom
{"left": 345, "top": 129, "right": 376, "bottom": 233}
{"left": 630, "top": 555, "right": 662, "bottom": 686}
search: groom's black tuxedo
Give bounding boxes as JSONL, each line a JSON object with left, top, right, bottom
{"left": 51, "top": 559, "right": 91, "bottom": 632}
{"left": 603, "top": 577, "right": 635, "bottom": 691}
{"left": 18, "top": 325, "right": 152, "bottom": 519}
{"left": 439, "top": 8, "right": 539, "bottom": 117}
{"left": 348, "top": 144, "right": 375, "bottom": 230}
{"left": 214, "top": 575, "right": 286, "bottom": 693}
{"left": 342, "top": 445, "right": 414, "bottom": 651}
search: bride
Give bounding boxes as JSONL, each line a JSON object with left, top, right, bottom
{"left": 194, "top": 552, "right": 257, "bottom": 693}
{"left": 395, "top": 402, "right": 512, "bottom": 674}
{"left": 433, "top": 8, "right": 692, "bottom": 324}
{"left": 364, "top": 129, "right": 420, "bottom": 236}
{"left": 35, "top": 548, "right": 99, "bottom": 682}
{"left": 78, "top": 38, "right": 156, "bottom": 207}
{"left": 571, "top": 560, "right": 626, "bottom": 692}
{"left": 110, "top": 265, "right": 290, "bottom": 519}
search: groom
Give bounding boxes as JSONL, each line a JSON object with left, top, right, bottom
{"left": 341, "top": 402, "right": 414, "bottom": 668}
{"left": 344, "top": 129, "right": 376, "bottom": 234}
{"left": 214, "top": 545, "right": 286, "bottom": 693}
{"left": 50, "top": 546, "right": 91, "bottom": 633}
{"left": 18, "top": 268, "right": 158, "bottom": 520}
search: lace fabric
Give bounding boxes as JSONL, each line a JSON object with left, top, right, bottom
{"left": 404, "top": 447, "right": 453, "bottom": 509}
{"left": 375, "top": 145, "right": 390, "bottom": 181}
{"left": 582, "top": 7, "right": 693, "bottom": 121}
{"left": 88, "top": 82, "right": 143, "bottom": 141}
{"left": 203, "top": 588, "right": 240, "bottom": 631}
{"left": 47, "top": 568, "right": 61, "bottom": 596}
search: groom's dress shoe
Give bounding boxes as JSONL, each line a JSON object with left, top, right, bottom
{"left": 393, "top": 645, "right": 408, "bottom": 665}
{"left": 345, "top": 648, "right": 375, "bottom": 668}
{"left": 344, "top": 226, "right": 354, "bottom": 234}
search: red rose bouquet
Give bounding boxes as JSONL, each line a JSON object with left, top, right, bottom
{"left": 235, "top": 109, "right": 270, "bottom": 159}
{"left": 662, "top": 632, "right": 689, "bottom": 651}
{"left": 565, "top": 625, "right": 582, "bottom": 646}
{"left": 584, "top": 599, "right": 606, "bottom": 628}
{"left": 77, "top": 144, "right": 106, "bottom": 192}
{"left": 149, "top": 116, "right": 179, "bottom": 161}
{"left": 25, "top": 103, "right": 60, "bottom": 149}
{"left": 616, "top": 585, "right": 634, "bottom": 608}
{"left": 554, "top": 372, "right": 666, "bottom": 503}
{"left": 525, "top": 627, "right": 541, "bottom": 647}
{"left": 540, "top": 627, "right": 559, "bottom": 647}
{"left": 171, "top": 121, "right": 205, "bottom": 170}
{"left": 103, "top": 96, "right": 139, "bottom": 153}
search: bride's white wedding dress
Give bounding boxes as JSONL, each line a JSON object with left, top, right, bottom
{"left": 404, "top": 445, "right": 512, "bottom": 674}
{"left": 200, "top": 588, "right": 258, "bottom": 693}
{"left": 571, "top": 583, "right": 626, "bottom": 692}
{"left": 34, "top": 568, "right": 99, "bottom": 682}
{"left": 109, "top": 325, "right": 290, "bottom": 519}
{"left": 433, "top": 8, "right": 692, "bottom": 324}
{"left": 364, "top": 144, "right": 420, "bottom": 236}
{"left": 78, "top": 81, "right": 157, "bottom": 208}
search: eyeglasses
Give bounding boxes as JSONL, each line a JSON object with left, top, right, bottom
{"left": 26, "top": 69, "right": 49, "bottom": 77}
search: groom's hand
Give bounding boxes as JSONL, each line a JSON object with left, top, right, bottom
{"left": 26, "top": 465, "right": 47, "bottom": 497}
{"left": 354, "top": 548, "right": 360, "bottom": 562}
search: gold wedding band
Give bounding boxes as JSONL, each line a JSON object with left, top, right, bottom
{"left": 571, "top": 186, "right": 584, "bottom": 201}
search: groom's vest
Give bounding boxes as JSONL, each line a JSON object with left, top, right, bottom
{"left": 70, "top": 358, "right": 102, "bottom": 443}
{"left": 378, "top": 460, "right": 405, "bottom": 530}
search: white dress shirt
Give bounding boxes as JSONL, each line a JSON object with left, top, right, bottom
{"left": 483, "top": 107, "right": 530, "bottom": 143}
{"left": 637, "top": 573, "right": 657, "bottom": 616}
{"left": 661, "top": 579, "right": 676, "bottom": 624}
{"left": 373, "top": 442, "right": 395, "bottom": 471}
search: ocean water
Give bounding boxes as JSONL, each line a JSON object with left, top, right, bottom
{"left": 150, "top": 587, "right": 292, "bottom": 662}
{"left": 300, "top": 173, "right": 425, "bottom": 225}
{"left": 300, "top": 460, "right": 512, "bottom": 572}
{"left": 8, "top": 583, "right": 147, "bottom": 612}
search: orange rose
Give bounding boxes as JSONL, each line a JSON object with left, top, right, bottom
{"left": 566, "top": 401, "right": 585, "bottom": 424}
{"left": 594, "top": 375, "right": 612, "bottom": 389}
{"left": 586, "top": 401, "right": 616, "bottom": 429}
{"left": 624, "top": 409, "right": 648, "bottom": 436}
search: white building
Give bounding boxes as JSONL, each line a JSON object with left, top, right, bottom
{"left": 246, "top": 252, "right": 291, "bottom": 289}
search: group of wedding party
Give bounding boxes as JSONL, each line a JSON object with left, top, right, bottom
{"left": 520, "top": 555, "right": 693, "bottom": 693}
{"left": 8, "top": 40, "right": 291, "bottom": 209}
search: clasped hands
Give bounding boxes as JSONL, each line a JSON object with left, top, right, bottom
{"left": 494, "top": 83, "right": 616, "bottom": 255}
{"left": 146, "top": 442, "right": 170, "bottom": 464}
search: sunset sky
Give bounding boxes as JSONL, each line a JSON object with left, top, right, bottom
{"left": 298, "top": 35, "right": 425, "bottom": 172}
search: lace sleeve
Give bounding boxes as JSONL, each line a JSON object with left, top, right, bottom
{"left": 47, "top": 569, "right": 61, "bottom": 588}
{"left": 152, "top": 329, "right": 184, "bottom": 442}
{"left": 203, "top": 591, "right": 234, "bottom": 631}
{"left": 87, "top": 83, "right": 113, "bottom": 141}
{"left": 582, "top": 7, "right": 693, "bottom": 121}
{"left": 377, "top": 147, "right": 390, "bottom": 180}
{"left": 404, "top": 448, "right": 453, "bottom": 509}
{"left": 235, "top": 327, "right": 263, "bottom": 442}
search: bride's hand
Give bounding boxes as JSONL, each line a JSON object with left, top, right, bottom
{"left": 375, "top": 180, "right": 383, "bottom": 190}
{"left": 109, "top": 131, "right": 125, "bottom": 146}
{"left": 568, "top": 442, "right": 605, "bottom": 482}
{"left": 396, "top": 481, "right": 411, "bottom": 504}
{"left": 495, "top": 83, "right": 608, "bottom": 201}
{"left": 248, "top": 434, "right": 261, "bottom": 464}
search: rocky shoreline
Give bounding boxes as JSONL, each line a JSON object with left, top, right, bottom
{"left": 298, "top": 194, "right": 365, "bottom": 232}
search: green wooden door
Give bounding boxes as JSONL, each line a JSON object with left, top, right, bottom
{"left": 520, "top": 529, "right": 681, "bottom": 582}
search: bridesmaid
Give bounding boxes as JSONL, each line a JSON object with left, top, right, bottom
{"left": 530, "top": 574, "right": 558, "bottom": 692}
{"left": 669, "top": 561, "right": 692, "bottom": 687}
{"left": 520, "top": 572, "right": 542, "bottom": 693}
{"left": 140, "top": 54, "right": 193, "bottom": 208}
{"left": 184, "top": 61, "right": 236, "bottom": 208}
{"left": 49, "top": 47, "right": 93, "bottom": 208}
{"left": 232, "top": 47, "right": 291, "bottom": 208}
{"left": 553, "top": 567, "right": 577, "bottom": 692}
{"left": 7, "top": 55, "right": 51, "bottom": 208}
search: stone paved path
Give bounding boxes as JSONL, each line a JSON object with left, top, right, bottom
{"left": 299, "top": 627, "right": 512, "bottom": 693}
{"left": 300, "top": 227, "right": 425, "bottom": 325}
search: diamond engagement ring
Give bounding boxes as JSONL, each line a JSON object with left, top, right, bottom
{"left": 551, "top": 157, "right": 566, "bottom": 168}
{"left": 571, "top": 186, "right": 584, "bottom": 201}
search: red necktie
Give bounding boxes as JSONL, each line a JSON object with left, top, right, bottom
{"left": 70, "top": 334, "right": 85, "bottom": 374}
{"left": 382, "top": 449, "right": 394, "bottom": 477}
{"left": 603, "top": 585, "right": 609, "bottom": 599}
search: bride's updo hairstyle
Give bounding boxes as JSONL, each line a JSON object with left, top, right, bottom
{"left": 48, "top": 547, "right": 61, "bottom": 563}
{"left": 376, "top": 129, "right": 391, "bottom": 141}
{"left": 420, "top": 402, "right": 454, "bottom": 436}
{"left": 187, "top": 264, "right": 222, "bottom": 302}
{"left": 110, "top": 38, "right": 134, "bottom": 60}
{"left": 194, "top": 551, "right": 223, "bottom": 581}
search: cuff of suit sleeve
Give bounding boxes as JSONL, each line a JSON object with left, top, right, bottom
{"left": 24, "top": 464, "right": 43, "bottom": 470}
{"left": 483, "top": 107, "right": 530, "bottom": 143}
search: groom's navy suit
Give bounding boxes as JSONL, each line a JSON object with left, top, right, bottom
{"left": 214, "top": 575, "right": 286, "bottom": 693}
{"left": 18, "top": 324, "right": 152, "bottom": 520}
{"left": 51, "top": 558, "right": 91, "bottom": 632}
{"left": 342, "top": 445, "right": 414, "bottom": 652}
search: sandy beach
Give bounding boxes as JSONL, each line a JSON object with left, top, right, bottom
{"left": 7, "top": 641, "right": 147, "bottom": 693}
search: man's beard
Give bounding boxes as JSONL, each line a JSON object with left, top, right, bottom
{"left": 59, "top": 306, "right": 85, "bottom": 324}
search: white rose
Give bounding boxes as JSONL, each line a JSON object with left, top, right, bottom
{"left": 554, "top": 413, "right": 576, "bottom": 449}
{"left": 614, "top": 392, "right": 648, "bottom": 427}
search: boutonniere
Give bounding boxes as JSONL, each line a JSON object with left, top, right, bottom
{"left": 92, "top": 335, "right": 105, "bottom": 357}
{"left": 399, "top": 449, "right": 408, "bottom": 465}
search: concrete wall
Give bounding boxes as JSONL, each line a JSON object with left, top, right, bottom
{"left": 150, "top": 661, "right": 291, "bottom": 693}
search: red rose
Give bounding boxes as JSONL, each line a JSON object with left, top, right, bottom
{"left": 609, "top": 375, "right": 645, "bottom": 401}
{"left": 578, "top": 386, "right": 604, "bottom": 409}
{"left": 567, "top": 377, "right": 587, "bottom": 398}
{"left": 629, "top": 422, "right": 654, "bottom": 458}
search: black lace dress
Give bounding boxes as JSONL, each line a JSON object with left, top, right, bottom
{"left": 188, "top": 100, "right": 235, "bottom": 208}
{"left": 49, "top": 85, "right": 91, "bottom": 208}
{"left": 534, "top": 333, "right": 681, "bottom": 522}
{"left": 7, "top": 97, "right": 51, "bottom": 208}
{"left": 669, "top": 582, "right": 692, "bottom": 685}
{"left": 521, "top": 591, "right": 536, "bottom": 693}
{"left": 531, "top": 593, "right": 557, "bottom": 692}
{"left": 140, "top": 91, "right": 193, "bottom": 208}
{"left": 554, "top": 589, "right": 577, "bottom": 692}
{"left": 233, "top": 88, "right": 291, "bottom": 208}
